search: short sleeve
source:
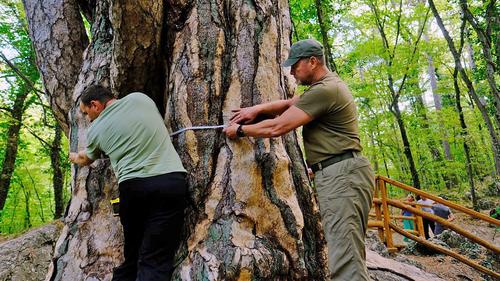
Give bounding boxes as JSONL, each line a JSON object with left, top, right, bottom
{"left": 85, "top": 130, "right": 102, "bottom": 160}
{"left": 294, "top": 85, "right": 337, "bottom": 119}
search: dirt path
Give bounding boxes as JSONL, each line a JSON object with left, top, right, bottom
{"left": 395, "top": 211, "right": 499, "bottom": 281}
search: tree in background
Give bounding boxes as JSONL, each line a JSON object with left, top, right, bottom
{"left": 0, "top": 0, "right": 39, "bottom": 213}
{"left": 0, "top": 0, "right": 69, "bottom": 232}
{"left": 289, "top": 0, "right": 498, "bottom": 196}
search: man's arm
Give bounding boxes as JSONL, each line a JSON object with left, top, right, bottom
{"left": 224, "top": 105, "right": 312, "bottom": 138}
{"left": 69, "top": 151, "right": 95, "bottom": 166}
{"left": 448, "top": 211, "right": 455, "bottom": 222}
{"left": 230, "top": 96, "right": 299, "bottom": 125}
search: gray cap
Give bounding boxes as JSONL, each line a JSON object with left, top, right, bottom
{"left": 282, "top": 39, "right": 324, "bottom": 67}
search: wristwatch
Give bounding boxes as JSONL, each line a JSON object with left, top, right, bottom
{"left": 236, "top": 124, "right": 245, "bottom": 138}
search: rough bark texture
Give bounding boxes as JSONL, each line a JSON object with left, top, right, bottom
{"left": 165, "top": 1, "right": 326, "bottom": 279}
{"left": 0, "top": 90, "right": 29, "bottom": 213}
{"left": 21, "top": 0, "right": 88, "bottom": 134}
{"left": 23, "top": 0, "right": 328, "bottom": 280}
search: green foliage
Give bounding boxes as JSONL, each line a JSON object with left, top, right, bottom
{"left": 290, "top": 0, "right": 499, "bottom": 202}
{"left": 0, "top": 0, "right": 70, "bottom": 234}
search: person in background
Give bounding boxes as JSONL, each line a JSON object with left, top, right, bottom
{"left": 432, "top": 195, "right": 455, "bottom": 235}
{"left": 402, "top": 194, "right": 415, "bottom": 242}
{"left": 417, "top": 196, "right": 435, "bottom": 239}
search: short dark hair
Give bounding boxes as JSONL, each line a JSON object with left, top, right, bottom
{"left": 81, "top": 85, "right": 114, "bottom": 105}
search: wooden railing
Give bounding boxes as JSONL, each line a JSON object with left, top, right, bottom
{"left": 370, "top": 175, "right": 500, "bottom": 279}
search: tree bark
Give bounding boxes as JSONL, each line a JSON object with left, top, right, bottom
{"left": 428, "top": 0, "right": 500, "bottom": 176}
{"left": 23, "top": 0, "right": 328, "bottom": 280}
{"left": 21, "top": 0, "right": 88, "bottom": 134}
{"left": 0, "top": 90, "right": 28, "bottom": 213}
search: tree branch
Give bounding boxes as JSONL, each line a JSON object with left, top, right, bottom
{"left": 0, "top": 51, "right": 47, "bottom": 107}
{"left": 398, "top": 7, "right": 430, "bottom": 94}
{"left": 391, "top": 0, "right": 403, "bottom": 59}
{"left": 22, "top": 0, "right": 89, "bottom": 134}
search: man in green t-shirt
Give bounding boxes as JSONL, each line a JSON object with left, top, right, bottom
{"left": 70, "top": 85, "right": 187, "bottom": 281}
{"left": 224, "top": 39, "right": 374, "bottom": 280}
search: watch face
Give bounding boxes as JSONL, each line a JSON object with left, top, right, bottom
{"left": 237, "top": 125, "right": 245, "bottom": 137}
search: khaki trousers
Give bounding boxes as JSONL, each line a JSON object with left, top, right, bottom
{"left": 314, "top": 153, "right": 374, "bottom": 281}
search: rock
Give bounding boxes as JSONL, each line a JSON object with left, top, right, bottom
{"left": 436, "top": 230, "right": 464, "bottom": 248}
{"left": 365, "top": 230, "right": 390, "bottom": 257}
{"left": 484, "top": 179, "right": 500, "bottom": 197}
{"left": 476, "top": 198, "right": 495, "bottom": 210}
{"left": 364, "top": 231, "right": 442, "bottom": 280}
{"left": 367, "top": 249, "right": 444, "bottom": 281}
{"left": 434, "top": 230, "right": 480, "bottom": 259}
{"left": 0, "top": 222, "right": 62, "bottom": 281}
{"left": 400, "top": 239, "right": 447, "bottom": 256}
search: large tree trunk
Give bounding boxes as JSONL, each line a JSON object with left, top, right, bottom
{"left": 0, "top": 90, "right": 28, "bottom": 213}
{"left": 23, "top": 0, "right": 328, "bottom": 280}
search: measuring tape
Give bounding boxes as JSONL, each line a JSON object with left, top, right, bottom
{"left": 170, "top": 125, "right": 226, "bottom": 137}
{"left": 108, "top": 124, "right": 227, "bottom": 214}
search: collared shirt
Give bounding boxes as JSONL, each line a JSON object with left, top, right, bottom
{"left": 86, "top": 92, "right": 186, "bottom": 183}
{"left": 295, "top": 72, "right": 362, "bottom": 165}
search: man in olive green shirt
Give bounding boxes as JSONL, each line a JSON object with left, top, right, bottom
{"left": 224, "top": 39, "right": 374, "bottom": 280}
{"left": 70, "top": 85, "right": 187, "bottom": 281}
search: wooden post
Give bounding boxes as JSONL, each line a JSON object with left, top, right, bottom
{"left": 380, "top": 180, "right": 395, "bottom": 251}
{"left": 374, "top": 179, "right": 385, "bottom": 241}
{"left": 415, "top": 204, "right": 425, "bottom": 238}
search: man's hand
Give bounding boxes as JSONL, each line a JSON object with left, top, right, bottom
{"left": 223, "top": 123, "right": 239, "bottom": 139}
{"left": 69, "top": 151, "right": 94, "bottom": 166}
{"left": 69, "top": 152, "right": 78, "bottom": 163}
{"left": 230, "top": 106, "right": 260, "bottom": 125}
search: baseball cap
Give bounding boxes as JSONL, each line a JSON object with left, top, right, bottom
{"left": 282, "top": 39, "right": 324, "bottom": 67}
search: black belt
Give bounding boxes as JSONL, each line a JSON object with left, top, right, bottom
{"left": 311, "top": 151, "right": 356, "bottom": 173}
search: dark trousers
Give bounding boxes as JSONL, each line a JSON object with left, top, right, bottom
{"left": 423, "top": 218, "right": 435, "bottom": 239}
{"left": 112, "top": 172, "right": 187, "bottom": 281}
